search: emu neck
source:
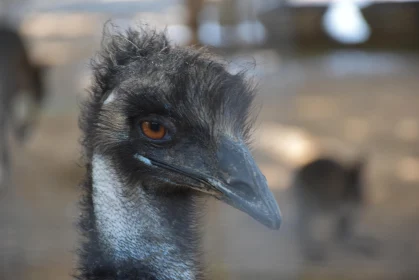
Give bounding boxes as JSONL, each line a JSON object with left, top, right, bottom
{"left": 86, "top": 154, "right": 201, "bottom": 280}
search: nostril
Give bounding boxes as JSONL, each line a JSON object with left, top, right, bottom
{"left": 226, "top": 178, "right": 258, "bottom": 202}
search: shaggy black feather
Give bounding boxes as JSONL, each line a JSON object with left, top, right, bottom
{"left": 77, "top": 25, "right": 256, "bottom": 280}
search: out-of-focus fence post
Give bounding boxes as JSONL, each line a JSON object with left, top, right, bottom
{"left": 186, "top": 0, "right": 205, "bottom": 46}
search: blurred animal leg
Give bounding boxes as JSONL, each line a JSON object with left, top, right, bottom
{"left": 297, "top": 206, "right": 327, "bottom": 262}
{"left": 0, "top": 114, "right": 10, "bottom": 194}
{"left": 337, "top": 211, "right": 378, "bottom": 257}
{"left": 336, "top": 213, "right": 353, "bottom": 242}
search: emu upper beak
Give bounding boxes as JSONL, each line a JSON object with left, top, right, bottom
{"left": 142, "top": 138, "right": 281, "bottom": 230}
{"left": 210, "top": 138, "right": 282, "bottom": 230}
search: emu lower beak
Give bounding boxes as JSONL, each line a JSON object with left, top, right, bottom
{"left": 211, "top": 138, "right": 282, "bottom": 230}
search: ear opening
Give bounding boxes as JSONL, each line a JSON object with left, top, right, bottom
{"left": 101, "top": 89, "right": 117, "bottom": 105}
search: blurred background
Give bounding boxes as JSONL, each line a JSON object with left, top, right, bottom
{"left": 1, "top": 0, "right": 419, "bottom": 279}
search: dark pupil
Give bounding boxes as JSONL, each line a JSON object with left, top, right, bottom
{"left": 149, "top": 122, "right": 161, "bottom": 132}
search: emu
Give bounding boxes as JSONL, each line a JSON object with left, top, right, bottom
{"left": 293, "top": 157, "right": 375, "bottom": 262}
{"left": 0, "top": 24, "right": 45, "bottom": 192}
{"left": 77, "top": 27, "right": 281, "bottom": 280}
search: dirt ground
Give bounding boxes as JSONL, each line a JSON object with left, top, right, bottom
{"left": 2, "top": 38, "right": 419, "bottom": 279}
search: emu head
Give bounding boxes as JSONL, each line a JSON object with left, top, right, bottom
{"left": 83, "top": 28, "right": 281, "bottom": 230}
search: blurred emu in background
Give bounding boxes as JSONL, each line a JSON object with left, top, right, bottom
{"left": 0, "top": 23, "right": 46, "bottom": 192}
{"left": 292, "top": 156, "right": 377, "bottom": 262}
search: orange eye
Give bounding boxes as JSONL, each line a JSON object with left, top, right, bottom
{"left": 141, "top": 121, "right": 167, "bottom": 140}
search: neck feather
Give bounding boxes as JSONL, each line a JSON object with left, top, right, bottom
{"left": 76, "top": 154, "right": 203, "bottom": 280}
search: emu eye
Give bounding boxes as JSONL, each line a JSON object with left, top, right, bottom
{"left": 140, "top": 121, "right": 167, "bottom": 140}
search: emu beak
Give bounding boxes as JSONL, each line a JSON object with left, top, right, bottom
{"left": 139, "top": 138, "right": 281, "bottom": 230}
{"left": 211, "top": 138, "right": 282, "bottom": 230}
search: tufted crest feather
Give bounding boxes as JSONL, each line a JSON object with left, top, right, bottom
{"left": 80, "top": 25, "right": 257, "bottom": 161}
